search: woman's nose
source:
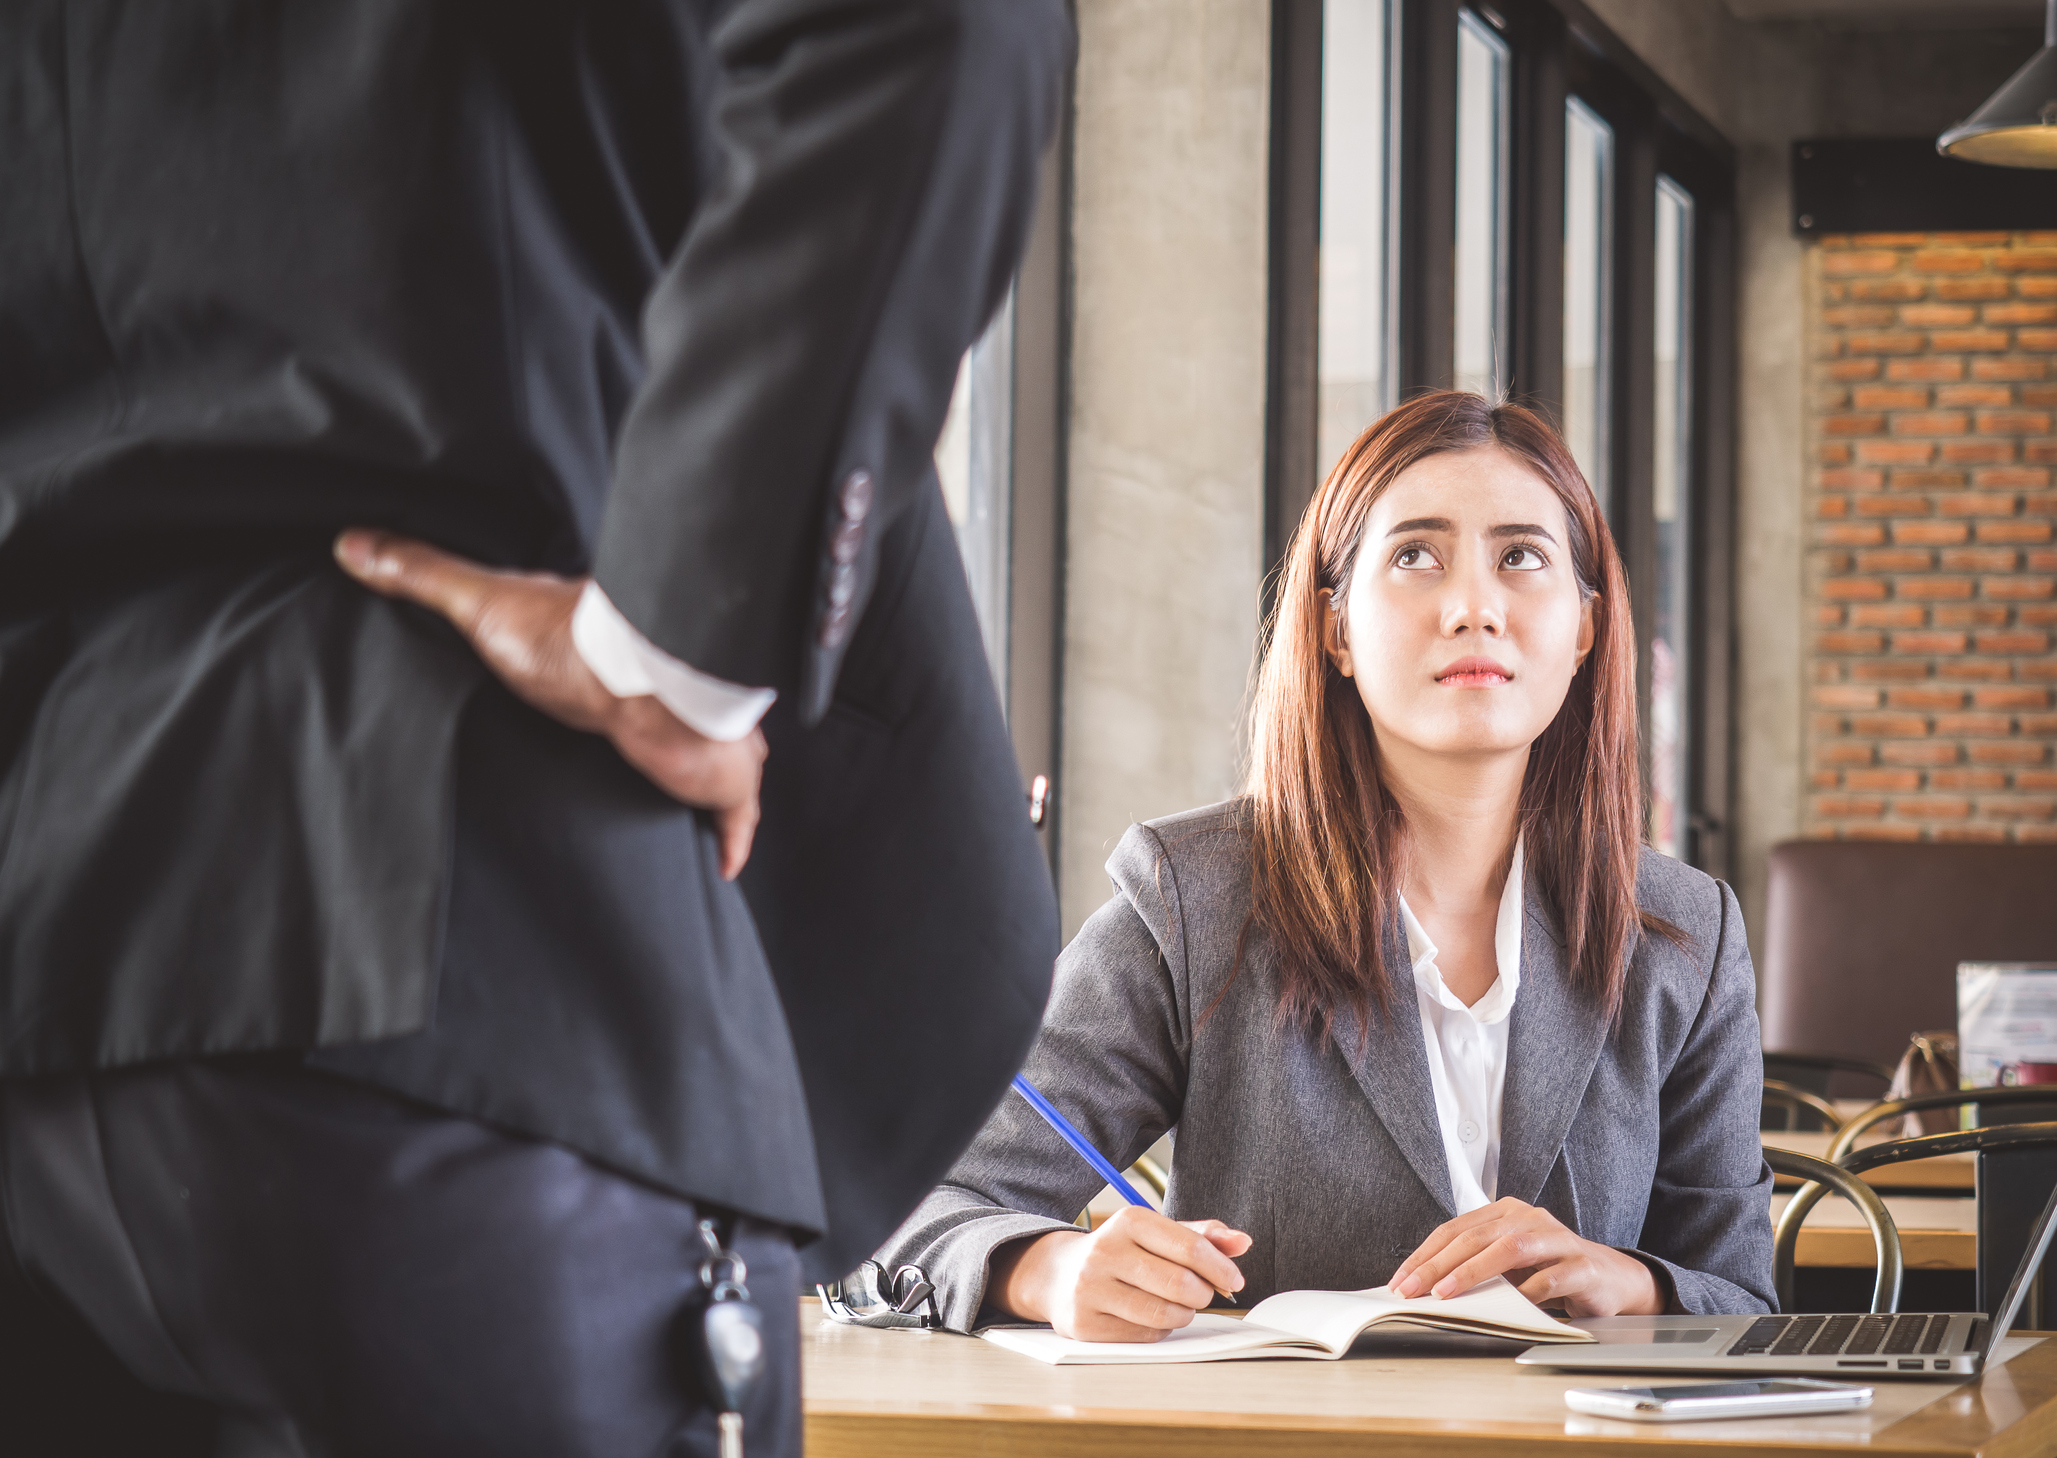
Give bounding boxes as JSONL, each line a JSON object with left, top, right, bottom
{"left": 1439, "top": 560, "right": 1507, "bottom": 636}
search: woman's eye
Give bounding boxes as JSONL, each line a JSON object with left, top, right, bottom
{"left": 1502, "top": 546, "right": 1546, "bottom": 571}
{"left": 1395, "top": 546, "right": 1435, "bottom": 570}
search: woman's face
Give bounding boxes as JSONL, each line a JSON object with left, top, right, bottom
{"left": 1324, "top": 445, "right": 1595, "bottom": 764}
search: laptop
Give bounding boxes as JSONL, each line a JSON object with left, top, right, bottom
{"left": 1515, "top": 1175, "right": 2057, "bottom": 1380}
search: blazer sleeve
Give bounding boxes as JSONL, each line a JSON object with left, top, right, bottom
{"left": 1634, "top": 880, "right": 1779, "bottom": 1314}
{"left": 593, "top": 0, "right": 1071, "bottom": 723}
{"left": 872, "top": 825, "right": 1193, "bottom": 1332}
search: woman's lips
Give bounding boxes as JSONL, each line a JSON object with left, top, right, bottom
{"left": 1436, "top": 658, "right": 1513, "bottom": 686}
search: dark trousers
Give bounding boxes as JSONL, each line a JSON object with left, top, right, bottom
{"left": 0, "top": 1057, "right": 799, "bottom": 1458}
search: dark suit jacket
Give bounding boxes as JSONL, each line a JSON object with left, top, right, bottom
{"left": 0, "top": 0, "right": 1066, "bottom": 1277}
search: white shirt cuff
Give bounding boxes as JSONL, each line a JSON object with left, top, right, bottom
{"left": 570, "top": 581, "right": 776, "bottom": 743}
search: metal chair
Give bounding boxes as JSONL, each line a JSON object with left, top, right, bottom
{"left": 1767, "top": 1146, "right": 1903, "bottom": 1315}
{"left": 1826, "top": 1084, "right": 2057, "bottom": 1162}
{"left": 1793, "top": 1122, "right": 2057, "bottom": 1326}
{"left": 1763, "top": 1078, "right": 1845, "bottom": 1134}
{"left": 1075, "top": 1152, "right": 1170, "bottom": 1228}
{"left": 1763, "top": 1051, "right": 1895, "bottom": 1099}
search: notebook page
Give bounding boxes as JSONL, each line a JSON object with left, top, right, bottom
{"left": 1246, "top": 1276, "right": 1593, "bottom": 1350}
{"left": 979, "top": 1313, "right": 1331, "bottom": 1365}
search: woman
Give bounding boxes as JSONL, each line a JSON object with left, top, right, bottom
{"left": 879, "top": 391, "right": 1773, "bottom": 1341}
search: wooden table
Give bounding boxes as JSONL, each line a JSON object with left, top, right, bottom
{"left": 802, "top": 1302, "right": 2057, "bottom": 1456}
{"left": 1774, "top": 1192, "right": 1978, "bottom": 1271}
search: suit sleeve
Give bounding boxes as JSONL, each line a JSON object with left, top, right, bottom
{"left": 872, "top": 826, "right": 1193, "bottom": 1332}
{"left": 593, "top": 0, "right": 1071, "bottom": 723}
{"left": 1633, "top": 881, "right": 1779, "bottom": 1314}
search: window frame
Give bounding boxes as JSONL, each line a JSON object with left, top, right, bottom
{"left": 1266, "top": 0, "right": 1739, "bottom": 876}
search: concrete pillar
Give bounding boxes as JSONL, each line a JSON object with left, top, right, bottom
{"left": 1059, "top": 0, "right": 1272, "bottom": 935}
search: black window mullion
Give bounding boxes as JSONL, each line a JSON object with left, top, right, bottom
{"left": 1506, "top": 4, "right": 1568, "bottom": 417}
{"left": 1687, "top": 178, "right": 1737, "bottom": 879}
{"left": 1391, "top": 0, "right": 1459, "bottom": 395}
{"left": 1265, "top": 0, "right": 1326, "bottom": 604}
{"left": 1612, "top": 114, "right": 1660, "bottom": 807}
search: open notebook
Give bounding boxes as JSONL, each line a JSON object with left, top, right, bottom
{"left": 979, "top": 1275, "right": 1596, "bottom": 1365}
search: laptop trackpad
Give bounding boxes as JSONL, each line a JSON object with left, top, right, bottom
{"left": 1581, "top": 1323, "right": 1724, "bottom": 1346}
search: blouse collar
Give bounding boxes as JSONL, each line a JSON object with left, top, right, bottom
{"left": 1397, "top": 833, "right": 1525, "bottom": 1025}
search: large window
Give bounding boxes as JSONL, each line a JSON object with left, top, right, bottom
{"left": 929, "top": 124, "right": 1069, "bottom": 877}
{"left": 935, "top": 300, "right": 1016, "bottom": 699}
{"left": 1270, "top": 0, "right": 1736, "bottom": 875}
{"left": 1562, "top": 98, "right": 1613, "bottom": 507}
{"left": 1316, "top": 0, "right": 1391, "bottom": 482}
{"left": 1453, "top": 8, "right": 1509, "bottom": 399}
{"left": 1649, "top": 177, "right": 1695, "bottom": 857}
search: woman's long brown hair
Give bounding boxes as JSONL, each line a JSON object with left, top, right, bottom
{"left": 1244, "top": 390, "right": 1656, "bottom": 1036}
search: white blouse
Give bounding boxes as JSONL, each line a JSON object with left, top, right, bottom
{"left": 1396, "top": 838, "right": 1525, "bottom": 1215}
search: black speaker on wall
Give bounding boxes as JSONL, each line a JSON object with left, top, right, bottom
{"left": 1793, "top": 137, "right": 2057, "bottom": 236}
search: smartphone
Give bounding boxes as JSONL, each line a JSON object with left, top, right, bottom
{"left": 1563, "top": 1379, "right": 1873, "bottom": 1423}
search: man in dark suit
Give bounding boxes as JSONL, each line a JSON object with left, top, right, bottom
{"left": 0, "top": 1, "right": 1067, "bottom": 1453}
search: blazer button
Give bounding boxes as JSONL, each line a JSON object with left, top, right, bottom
{"left": 829, "top": 518, "right": 865, "bottom": 564}
{"left": 838, "top": 469, "right": 874, "bottom": 523}
{"left": 827, "top": 563, "right": 856, "bottom": 608}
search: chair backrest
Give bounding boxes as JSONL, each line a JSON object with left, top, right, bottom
{"left": 1762, "top": 1078, "right": 1843, "bottom": 1133}
{"left": 1766, "top": 1146, "right": 1902, "bottom": 1315}
{"left": 1761, "top": 840, "right": 2057, "bottom": 1068}
{"left": 1827, "top": 1084, "right": 2057, "bottom": 1161}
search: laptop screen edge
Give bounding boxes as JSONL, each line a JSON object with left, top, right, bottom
{"left": 1984, "top": 1176, "right": 2057, "bottom": 1362}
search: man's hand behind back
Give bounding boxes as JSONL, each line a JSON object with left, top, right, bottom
{"left": 334, "top": 529, "right": 764, "bottom": 879}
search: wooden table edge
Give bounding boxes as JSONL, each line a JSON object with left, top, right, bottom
{"left": 804, "top": 1334, "right": 2057, "bottom": 1458}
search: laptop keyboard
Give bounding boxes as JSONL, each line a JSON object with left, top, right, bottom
{"left": 1727, "top": 1312, "right": 1948, "bottom": 1358}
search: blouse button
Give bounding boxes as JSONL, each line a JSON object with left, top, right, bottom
{"left": 1460, "top": 1120, "right": 1480, "bottom": 1144}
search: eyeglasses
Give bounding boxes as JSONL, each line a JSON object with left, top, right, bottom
{"left": 817, "top": 1260, "right": 941, "bottom": 1330}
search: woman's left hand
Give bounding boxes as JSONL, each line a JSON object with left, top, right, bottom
{"left": 1389, "top": 1197, "right": 1664, "bottom": 1317}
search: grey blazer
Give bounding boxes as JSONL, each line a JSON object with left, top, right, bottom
{"left": 878, "top": 799, "right": 1776, "bottom": 1330}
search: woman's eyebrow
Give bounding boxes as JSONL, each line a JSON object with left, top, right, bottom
{"left": 1382, "top": 517, "right": 1560, "bottom": 545}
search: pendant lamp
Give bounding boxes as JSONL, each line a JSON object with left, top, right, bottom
{"left": 1938, "top": 0, "right": 2057, "bottom": 168}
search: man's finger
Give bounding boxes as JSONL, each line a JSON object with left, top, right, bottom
{"left": 715, "top": 802, "right": 758, "bottom": 881}
{"left": 335, "top": 529, "right": 496, "bottom": 634}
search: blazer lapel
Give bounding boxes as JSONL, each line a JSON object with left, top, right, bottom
{"left": 1496, "top": 882, "right": 1612, "bottom": 1205}
{"left": 1335, "top": 915, "right": 1457, "bottom": 1218}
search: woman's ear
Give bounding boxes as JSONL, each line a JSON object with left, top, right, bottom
{"left": 1574, "top": 594, "right": 1597, "bottom": 669}
{"left": 1318, "top": 588, "right": 1354, "bottom": 677}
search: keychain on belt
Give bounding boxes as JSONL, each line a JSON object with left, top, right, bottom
{"left": 695, "top": 1219, "right": 766, "bottom": 1458}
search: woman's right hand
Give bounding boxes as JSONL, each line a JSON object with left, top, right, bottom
{"left": 988, "top": 1206, "right": 1251, "bottom": 1342}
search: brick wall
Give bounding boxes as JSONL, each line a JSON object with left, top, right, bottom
{"left": 1808, "top": 232, "right": 2057, "bottom": 843}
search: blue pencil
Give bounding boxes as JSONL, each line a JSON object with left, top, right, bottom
{"left": 1008, "top": 1073, "right": 1237, "bottom": 1305}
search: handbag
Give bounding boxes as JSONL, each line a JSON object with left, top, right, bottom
{"left": 1885, "top": 1031, "right": 1960, "bottom": 1137}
